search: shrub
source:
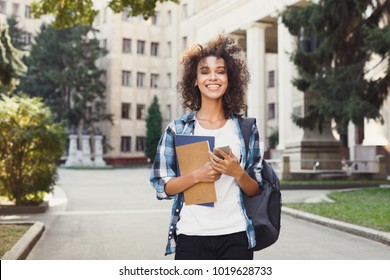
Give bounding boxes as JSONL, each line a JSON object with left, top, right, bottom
{"left": 0, "top": 94, "right": 65, "bottom": 206}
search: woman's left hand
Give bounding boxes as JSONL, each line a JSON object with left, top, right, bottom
{"left": 209, "top": 147, "right": 260, "bottom": 197}
{"left": 209, "top": 148, "right": 245, "bottom": 180}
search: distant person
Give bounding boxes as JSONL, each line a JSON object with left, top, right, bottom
{"left": 150, "top": 34, "right": 265, "bottom": 260}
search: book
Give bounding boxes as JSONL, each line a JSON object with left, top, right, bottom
{"left": 175, "top": 135, "right": 216, "bottom": 206}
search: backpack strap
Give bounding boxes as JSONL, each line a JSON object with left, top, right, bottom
{"left": 238, "top": 116, "right": 256, "bottom": 159}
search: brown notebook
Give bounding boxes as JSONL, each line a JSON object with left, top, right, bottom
{"left": 175, "top": 140, "right": 217, "bottom": 206}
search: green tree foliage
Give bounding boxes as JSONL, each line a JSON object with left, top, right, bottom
{"left": 145, "top": 95, "right": 162, "bottom": 162}
{"left": 18, "top": 24, "right": 112, "bottom": 132}
{"left": 0, "top": 24, "right": 27, "bottom": 94}
{"left": 31, "top": 0, "right": 179, "bottom": 28}
{"left": 0, "top": 94, "right": 65, "bottom": 206}
{"left": 281, "top": 0, "right": 390, "bottom": 134}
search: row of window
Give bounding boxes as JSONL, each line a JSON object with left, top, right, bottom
{"left": 122, "top": 71, "right": 171, "bottom": 88}
{"left": 121, "top": 103, "right": 172, "bottom": 121}
{"left": 0, "top": 1, "right": 33, "bottom": 18}
{"left": 103, "top": 37, "right": 187, "bottom": 56}
{"left": 121, "top": 39, "right": 161, "bottom": 56}
{"left": 121, "top": 136, "right": 145, "bottom": 152}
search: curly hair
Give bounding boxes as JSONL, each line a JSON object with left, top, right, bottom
{"left": 177, "top": 34, "right": 250, "bottom": 118}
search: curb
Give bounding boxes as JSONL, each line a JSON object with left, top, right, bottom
{"left": 282, "top": 206, "right": 390, "bottom": 246}
{"left": 1, "top": 221, "right": 45, "bottom": 260}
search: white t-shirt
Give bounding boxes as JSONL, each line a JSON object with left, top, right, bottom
{"left": 176, "top": 118, "right": 247, "bottom": 236}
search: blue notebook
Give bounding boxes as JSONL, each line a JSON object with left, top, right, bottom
{"left": 175, "top": 135, "right": 215, "bottom": 207}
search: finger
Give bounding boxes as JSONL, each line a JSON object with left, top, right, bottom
{"left": 215, "top": 148, "right": 229, "bottom": 159}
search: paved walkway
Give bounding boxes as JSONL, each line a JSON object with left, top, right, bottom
{"left": 1, "top": 167, "right": 389, "bottom": 260}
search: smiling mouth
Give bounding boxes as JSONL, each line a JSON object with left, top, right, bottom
{"left": 206, "top": 84, "right": 220, "bottom": 89}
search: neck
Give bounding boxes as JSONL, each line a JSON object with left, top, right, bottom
{"left": 197, "top": 101, "right": 225, "bottom": 123}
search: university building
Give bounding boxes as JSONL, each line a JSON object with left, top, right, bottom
{"left": 1, "top": 0, "right": 389, "bottom": 175}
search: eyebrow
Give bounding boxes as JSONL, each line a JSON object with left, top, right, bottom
{"left": 199, "top": 65, "right": 225, "bottom": 70}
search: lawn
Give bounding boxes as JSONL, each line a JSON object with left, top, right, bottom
{"left": 0, "top": 224, "right": 31, "bottom": 258}
{"left": 285, "top": 187, "right": 390, "bottom": 232}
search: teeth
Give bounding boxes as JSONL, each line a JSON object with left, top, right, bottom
{"left": 207, "top": 85, "right": 220, "bottom": 89}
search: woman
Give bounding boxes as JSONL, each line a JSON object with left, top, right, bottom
{"left": 150, "top": 34, "right": 264, "bottom": 260}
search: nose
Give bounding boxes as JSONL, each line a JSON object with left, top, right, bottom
{"left": 209, "top": 71, "right": 217, "bottom": 81}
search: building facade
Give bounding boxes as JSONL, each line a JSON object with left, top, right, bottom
{"left": 2, "top": 0, "right": 389, "bottom": 173}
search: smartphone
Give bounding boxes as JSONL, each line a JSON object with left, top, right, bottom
{"left": 214, "top": 146, "right": 229, "bottom": 159}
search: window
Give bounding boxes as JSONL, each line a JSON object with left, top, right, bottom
{"left": 166, "top": 73, "right": 172, "bottom": 88}
{"left": 0, "top": 1, "right": 6, "bottom": 14}
{"left": 136, "top": 137, "right": 146, "bottom": 151}
{"left": 166, "top": 104, "right": 172, "bottom": 121}
{"left": 122, "top": 71, "right": 131, "bottom": 87}
{"left": 12, "top": 3, "right": 20, "bottom": 16}
{"left": 182, "top": 4, "right": 188, "bottom": 19}
{"left": 167, "top": 10, "right": 172, "bottom": 25}
{"left": 122, "top": 38, "right": 131, "bottom": 53}
{"left": 151, "top": 12, "right": 159, "bottom": 25}
{"left": 182, "top": 36, "right": 187, "bottom": 51}
{"left": 150, "top": 74, "right": 159, "bottom": 88}
{"left": 121, "top": 136, "right": 131, "bottom": 152}
{"left": 268, "top": 70, "right": 275, "bottom": 88}
{"left": 136, "top": 72, "right": 146, "bottom": 87}
{"left": 136, "top": 104, "right": 146, "bottom": 120}
{"left": 122, "top": 8, "right": 131, "bottom": 21}
{"left": 101, "top": 39, "right": 107, "bottom": 50}
{"left": 151, "top": 42, "right": 159, "bottom": 56}
{"left": 102, "top": 8, "right": 107, "bottom": 23}
{"left": 22, "top": 32, "right": 32, "bottom": 45}
{"left": 121, "top": 103, "right": 131, "bottom": 119}
{"left": 25, "top": 5, "right": 32, "bottom": 18}
{"left": 268, "top": 103, "right": 275, "bottom": 120}
{"left": 166, "top": 41, "right": 171, "bottom": 57}
{"left": 137, "top": 40, "right": 145, "bottom": 54}
{"left": 100, "top": 72, "right": 107, "bottom": 86}
{"left": 293, "top": 105, "right": 302, "bottom": 118}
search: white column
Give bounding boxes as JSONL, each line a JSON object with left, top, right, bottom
{"left": 65, "top": 134, "right": 80, "bottom": 167}
{"left": 93, "top": 135, "right": 107, "bottom": 167}
{"left": 246, "top": 23, "right": 268, "bottom": 139}
{"left": 81, "top": 134, "right": 93, "bottom": 166}
{"left": 277, "top": 21, "right": 298, "bottom": 150}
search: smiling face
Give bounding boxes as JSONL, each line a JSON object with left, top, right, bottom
{"left": 195, "top": 56, "right": 228, "bottom": 102}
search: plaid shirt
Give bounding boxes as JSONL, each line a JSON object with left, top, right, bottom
{"left": 149, "top": 111, "right": 264, "bottom": 255}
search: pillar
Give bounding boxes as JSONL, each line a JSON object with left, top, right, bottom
{"left": 246, "top": 23, "right": 269, "bottom": 140}
{"left": 65, "top": 134, "right": 80, "bottom": 167}
{"left": 81, "top": 134, "right": 93, "bottom": 166}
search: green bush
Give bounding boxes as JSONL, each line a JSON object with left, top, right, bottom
{"left": 0, "top": 94, "right": 65, "bottom": 206}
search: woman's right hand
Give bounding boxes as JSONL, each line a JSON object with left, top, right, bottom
{"left": 165, "top": 161, "right": 221, "bottom": 196}
{"left": 192, "top": 162, "right": 222, "bottom": 183}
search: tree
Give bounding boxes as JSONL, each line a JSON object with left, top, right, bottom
{"left": 31, "top": 0, "right": 179, "bottom": 28}
{"left": 145, "top": 95, "right": 162, "bottom": 162}
{"left": 0, "top": 24, "right": 27, "bottom": 94}
{"left": 0, "top": 94, "right": 65, "bottom": 206}
{"left": 281, "top": 0, "right": 390, "bottom": 136}
{"left": 18, "top": 24, "right": 112, "bottom": 133}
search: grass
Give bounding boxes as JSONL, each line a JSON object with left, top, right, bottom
{"left": 285, "top": 187, "right": 390, "bottom": 232}
{"left": 0, "top": 224, "right": 31, "bottom": 258}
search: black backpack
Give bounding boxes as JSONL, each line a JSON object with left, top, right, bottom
{"left": 238, "top": 117, "right": 282, "bottom": 251}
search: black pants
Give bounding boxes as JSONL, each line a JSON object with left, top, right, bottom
{"left": 175, "top": 231, "right": 253, "bottom": 260}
